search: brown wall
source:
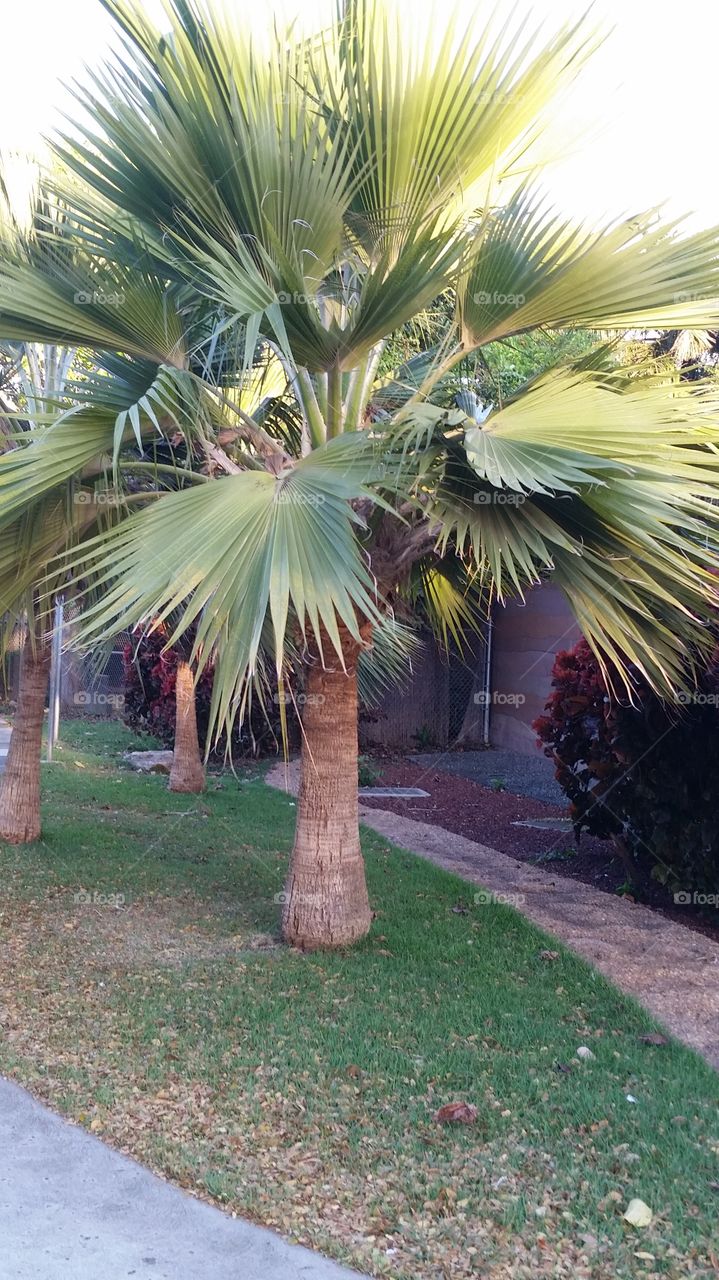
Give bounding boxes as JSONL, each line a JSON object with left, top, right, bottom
{"left": 489, "top": 583, "right": 580, "bottom": 753}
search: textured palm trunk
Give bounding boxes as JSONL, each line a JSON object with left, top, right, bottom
{"left": 168, "top": 659, "right": 205, "bottom": 794}
{"left": 0, "top": 631, "right": 51, "bottom": 844}
{"left": 282, "top": 645, "right": 371, "bottom": 950}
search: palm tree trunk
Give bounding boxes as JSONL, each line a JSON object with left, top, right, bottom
{"left": 282, "top": 643, "right": 371, "bottom": 950}
{"left": 453, "top": 666, "right": 487, "bottom": 747}
{"left": 168, "top": 659, "right": 205, "bottom": 793}
{"left": 0, "top": 630, "right": 51, "bottom": 844}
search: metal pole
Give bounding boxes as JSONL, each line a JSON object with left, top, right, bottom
{"left": 46, "top": 597, "right": 64, "bottom": 762}
{"left": 481, "top": 610, "right": 494, "bottom": 746}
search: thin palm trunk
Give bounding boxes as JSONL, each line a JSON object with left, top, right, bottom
{"left": 454, "top": 667, "right": 487, "bottom": 748}
{"left": 282, "top": 642, "right": 371, "bottom": 949}
{"left": 168, "top": 658, "right": 205, "bottom": 793}
{"left": 0, "top": 629, "right": 51, "bottom": 843}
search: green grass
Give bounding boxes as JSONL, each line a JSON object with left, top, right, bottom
{"left": 0, "top": 719, "right": 717, "bottom": 1278}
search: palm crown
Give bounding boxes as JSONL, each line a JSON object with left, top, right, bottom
{"left": 2, "top": 0, "right": 719, "bottom": 945}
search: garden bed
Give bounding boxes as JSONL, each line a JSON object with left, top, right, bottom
{"left": 360, "top": 757, "right": 719, "bottom": 943}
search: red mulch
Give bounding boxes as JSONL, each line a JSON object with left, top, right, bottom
{"left": 360, "top": 757, "right": 719, "bottom": 943}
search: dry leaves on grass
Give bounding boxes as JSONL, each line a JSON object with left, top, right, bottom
{"left": 623, "top": 1198, "right": 653, "bottom": 1228}
{"left": 434, "top": 1102, "right": 478, "bottom": 1125}
{"left": 0, "top": 878, "right": 713, "bottom": 1280}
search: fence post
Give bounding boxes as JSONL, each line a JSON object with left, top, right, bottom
{"left": 46, "top": 597, "right": 64, "bottom": 762}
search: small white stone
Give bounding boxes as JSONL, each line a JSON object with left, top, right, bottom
{"left": 626, "top": 1094, "right": 639, "bottom": 1104}
{"left": 576, "top": 1046, "right": 595, "bottom": 1060}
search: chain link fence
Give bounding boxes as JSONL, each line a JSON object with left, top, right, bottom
{"left": 58, "top": 600, "right": 129, "bottom": 716}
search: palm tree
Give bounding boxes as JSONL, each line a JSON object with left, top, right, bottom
{"left": 166, "top": 628, "right": 205, "bottom": 793}
{"left": 2, "top": 0, "right": 719, "bottom": 944}
{"left": 0, "top": 182, "right": 78, "bottom": 839}
{"left": 168, "top": 658, "right": 204, "bottom": 791}
{"left": 0, "top": 616, "right": 51, "bottom": 843}
{"left": 0, "top": 177, "right": 225, "bottom": 830}
{"left": 654, "top": 329, "right": 719, "bottom": 376}
{"left": 0, "top": 494, "right": 90, "bottom": 843}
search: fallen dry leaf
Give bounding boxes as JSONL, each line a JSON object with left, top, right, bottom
{"left": 434, "top": 1101, "right": 478, "bottom": 1125}
{"left": 623, "top": 1198, "right": 653, "bottom": 1228}
{"left": 638, "top": 1033, "right": 668, "bottom": 1047}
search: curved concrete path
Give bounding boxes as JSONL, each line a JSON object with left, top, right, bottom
{"left": 0, "top": 1078, "right": 366, "bottom": 1280}
{"left": 268, "top": 762, "right": 719, "bottom": 1070}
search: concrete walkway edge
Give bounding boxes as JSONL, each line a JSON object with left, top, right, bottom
{"left": 0, "top": 1076, "right": 368, "bottom": 1280}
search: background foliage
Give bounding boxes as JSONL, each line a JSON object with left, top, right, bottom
{"left": 534, "top": 638, "right": 719, "bottom": 900}
{"left": 123, "top": 627, "right": 290, "bottom": 758}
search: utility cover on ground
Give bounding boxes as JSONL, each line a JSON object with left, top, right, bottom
{"left": 359, "top": 787, "right": 430, "bottom": 798}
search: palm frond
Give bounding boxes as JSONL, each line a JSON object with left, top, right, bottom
{"left": 458, "top": 186, "right": 719, "bottom": 350}
{"left": 50, "top": 1, "right": 601, "bottom": 373}
{"left": 57, "top": 447, "right": 390, "bottom": 740}
{"left": 408, "top": 560, "right": 489, "bottom": 652}
{"left": 357, "top": 617, "right": 422, "bottom": 708}
{"left": 384, "top": 365, "right": 719, "bottom": 690}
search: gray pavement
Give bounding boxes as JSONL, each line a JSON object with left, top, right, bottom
{"left": 0, "top": 1078, "right": 367, "bottom": 1280}
{"left": 410, "top": 747, "right": 564, "bottom": 806}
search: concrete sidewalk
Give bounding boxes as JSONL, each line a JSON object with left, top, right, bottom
{"left": 0, "top": 1078, "right": 367, "bottom": 1280}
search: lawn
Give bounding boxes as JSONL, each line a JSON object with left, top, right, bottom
{"left": 0, "top": 719, "right": 717, "bottom": 1279}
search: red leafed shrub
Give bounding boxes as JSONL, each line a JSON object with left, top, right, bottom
{"left": 534, "top": 638, "right": 719, "bottom": 900}
{"left": 122, "top": 626, "right": 289, "bottom": 757}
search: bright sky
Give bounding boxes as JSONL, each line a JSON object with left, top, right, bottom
{"left": 1, "top": 0, "right": 717, "bottom": 231}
